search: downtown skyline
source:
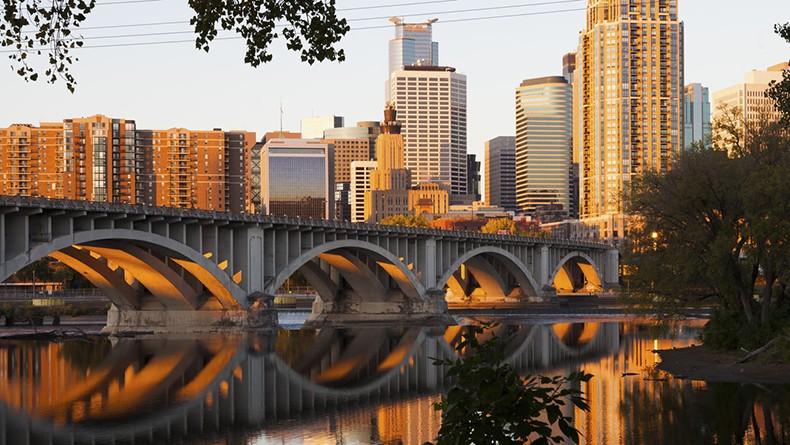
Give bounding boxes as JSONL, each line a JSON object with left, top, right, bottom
{"left": 0, "top": 0, "right": 786, "bottom": 198}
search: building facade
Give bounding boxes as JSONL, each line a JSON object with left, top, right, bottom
{"left": 364, "top": 106, "right": 412, "bottom": 223}
{"left": 350, "top": 160, "right": 377, "bottom": 223}
{"left": 0, "top": 123, "right": 64, "bottom": 199}
{"left": 712, "top": 62, "right": 788, "bottom": 141}
{"left": 484, "top": 136, "right": 516, "bottom": 211}
{"left": 515, "top": 76, "right": 572, "bottom": 216}
{"left": 466, "top": 154, "right": 481, "bottom": 201}
{"left": 322, "top": 131, "right": 370, "bottom": 184}
{"left": 408, "top": 182, "right": 449, "bottom": 216}
{"left": 388, "top": 18, "right": 439, "bottom": 76}
{"left": 563, "top": 52, "right": 581, "bottom": 219}
{"left": 300, "top": 116, "right": 344, "bottom": 140}
{"left": 261, "top": 139, "right": 334, "bottom": 219}
{"left": 684, "top": 83, "right": 711, "bottom": 148}
{"left": 388, "top": 66, "right": 468, "bottom": 197}
{"left": 356, "top": 121, "right": 382, "bottom": 160}
{"left": 576, "top": 0, "right": 685, "bottom": 222}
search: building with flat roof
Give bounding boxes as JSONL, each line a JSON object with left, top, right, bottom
{"left": 685, "top": 83, "right": 711, "bottom": 148}
{"left": 484, "top": 136, "right": 516, "bottom": 212}
{"left": 301, "top": 116, "right": 343, "bottom": 139}
{"left": 350, "top": 160, "right": 377, "bottom": 223}
{"left": 261, "top": 138, "right": 334, "bottom": 219}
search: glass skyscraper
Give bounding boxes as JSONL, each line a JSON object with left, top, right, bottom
{"left": 684, "top": 83, "right": 711, "bottom": 148}
{"left": 388, "top": 17, "right": 439, "bottom": 75}
{"left": 515, "top": 77, "right": 572, "bottom": 215}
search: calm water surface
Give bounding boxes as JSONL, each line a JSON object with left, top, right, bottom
{"left": 0, "top": 318, "right": 788, "bottom": 445}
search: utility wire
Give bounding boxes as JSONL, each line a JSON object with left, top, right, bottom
{"left": 1, "top": 7, "right": 585, "bottom": 53}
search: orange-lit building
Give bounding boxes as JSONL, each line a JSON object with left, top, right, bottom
{"left": 0, "top": 115, "right": 256, "bottom": 212}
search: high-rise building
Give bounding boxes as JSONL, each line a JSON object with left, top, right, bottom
{"left": 253, "top": 131, "right": 301, "bottom": 213}
{"left": 712, "top": 62, "right": 788, "bottom": 138}
{"left": 576, "top": 0, "right": 684, "bottom": 222}
{"left": 356, "top": 121, "right": 382, "bottom": 160}
{"left": 515, "top": 76, "right": 571, "bottom": 216}
{"left": 484, "top": 136, "right": 516, "bottom": 211}
{"left": 301, "top": 116, "right": 343, "bottom": 139}
{"left": 389, "top": 66, "right": 467, "bottom": 197}
{"left": 134, "top": 130, "right": 155, "bottom": 206}
{"left": 322, "top": 129, "right": 371, "bottom": 184}
{"left": 0, "top": 123, "right": 64, "bottom": 198}
{"left": 147, "top": 128, "right": 255, "bottom": 212}
{"left": 350, "top": 160, "right": 377, "bottom": 223}
{"left": 388, "top": 18, "right": 439, "bottom": 76}
{"left": 63, "top": 115, "right": 138, "bottom": 204}
{"left": 684, "top": 83, "right": 711, "bottom": 148}
{"left": 261, "top": 138, "right": 334, "bottom": 219}
{"left": 466, "top": 154, "right": 481, "bottom": 201}
{"left": 564, "top": 52, "right": 581, "bottom": 219}
{"left": 335, "top": 182, "right": 351, "bottom": 221}
{"left": 364, "top": 105, "right": 412, "bottom": 223}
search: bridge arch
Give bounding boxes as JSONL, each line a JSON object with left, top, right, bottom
{"left": 0, "top": 229, "right": 247, "bottom": 309}
{"left": 266, "top": 239, "right": 427, "bottom": 306}
{"left": 550, "top": 251, "right": 603, "bottom": 294}
{"left": 437, "top": 246, "right": 540, "bottom": 302}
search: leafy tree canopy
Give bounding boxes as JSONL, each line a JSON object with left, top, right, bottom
{"left": 379, "top": 214, "right": 430, "bottom": 228}
{"left": 767, "top": 23, "right": 790, "bottom": 127}
{"left": 1, "top": 0, "right": 349, "bottom": 91}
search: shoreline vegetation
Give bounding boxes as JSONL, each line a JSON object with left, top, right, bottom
{"left": 657, "top": 345, "right": 790, "bottom": 385}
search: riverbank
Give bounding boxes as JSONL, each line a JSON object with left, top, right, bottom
{"left": 657, "top": 345, "right": 790, "bottom": 385}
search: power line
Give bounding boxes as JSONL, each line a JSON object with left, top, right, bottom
{"left": 1, "top": 7, "right": 585, "bottom": 53}
{"left": 96, "top": 0, "right": 165, "bottom": 5}
{"left": 337, "top": 0, "right": 461, "bottom": 11}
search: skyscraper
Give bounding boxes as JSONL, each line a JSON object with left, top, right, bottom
{"left": 515, "top": 77, "right": 572, "bottom": 215}
{"left": 576, "top": 0, "right": 684, "bottom": 222}
{"left": 484, "top": 136, "right": 516, "bottom": 211}
{"left": 388, "top": 18, "right": 439, "bottom": 76}
{"left": 261, "top": 139, "right": 334, "bottom": 219}
{"left": 684, "top": 83, "right": 711, "bottom": 148}
{"left": 0, "top": 123, "right": 64, "bottom": 199}
{"left": 564, "top": 52, "right": 581, "bottom": 219}
{"left": 389, "top": 66, "right": 467, "bottom": 197}
{"left": 364, "top": 105, "right": 412, "bottom": 223}
{"left": 356, "top": 121, "right": 382, "bottom": 160}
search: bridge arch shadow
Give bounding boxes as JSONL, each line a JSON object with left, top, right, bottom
{"left": 550, "top": 251, "right": 603, "bottom": 295}
{"left": 0, "top": 229, "right": 247, "bottom": 311}
{"left": 437, "top": 247, "right": 541, "bottom": 305}
{"left": 264, "top": 239, "right": 428, "bottom": 318}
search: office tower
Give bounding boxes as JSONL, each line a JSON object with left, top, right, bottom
{"left": 350, "top": 160, "right": 377, "bottom": 223}
{"left": 0, "top": 123, "right": 64, "bottom": 198}
{"left": 712, "top": 62, "right": 788, "bottom": 136}
{"left": 388, "top": 18, "right": 439, "bottom": 76}
{"left": 356, "top": 121, "right": 382, "bottom": 159}
{"left": 389, "top": 66, "right": 467, "bottom": 197}
{"left": 408, "top": 182, "right": 449, "bottom": 216}
{"left": 484, "top": 137, "right": 516, "bottom": 211}
{"left": 515, "top": 76, "right": 571, "bottom": 215}
{"left": 322, "top": 128, "right": 371, "bottom": 184}
{"left": 683, "top": 83, "right": 711, "bottom": 148}
{"left": 466, "top": 154, "right": 481, "bottom": 201}
{"left": 301, "top": 115, "right": 344, "bottom": 139}
{"left": 261, "top": 139, "right": 334, "bottom": 219}
{"left": 577, "top": 0, "right": 684, "bottom": 221}
{"left": 364, "top": 105, "right": 412, "bottom": 223}
{"left": 224, "top": 131, "right": 256, "bottom": 213}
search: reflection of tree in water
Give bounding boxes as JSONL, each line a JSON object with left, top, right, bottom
{"left": 620, "top": 380, "right": 789, "bottom": 444}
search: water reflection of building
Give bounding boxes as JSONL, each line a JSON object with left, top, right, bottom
{"left": 261, "top": 139, "right": 334, "bottom": 219}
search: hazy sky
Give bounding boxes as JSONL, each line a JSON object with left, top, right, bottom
{"left": 1, "top": 0, "right": 788, "bottom": 165}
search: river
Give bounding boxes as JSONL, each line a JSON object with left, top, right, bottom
{"left": 0, "top": 317, "right": 787, "bottom": 444}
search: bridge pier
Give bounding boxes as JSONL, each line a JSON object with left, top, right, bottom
{"left": 103, "top": 305, "right": 277, "bottom": 334}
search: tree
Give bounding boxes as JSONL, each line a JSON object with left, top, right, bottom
{"left": 1, "top": 0, "right": 349, "bottom": 91}
{"left": 626, "top": 106, "right": 790, "bottom": 349}
{"left": 432, "top": 325, "right": 591, "bottom": 445}
{"left": 379, "top": 214, "right": 430, "bottom": 228}
{"left": 767, "top": 23, "right": 790, "bottom": 127}
{"left": 481, "top": 218, "right": 517, "bottom": 235}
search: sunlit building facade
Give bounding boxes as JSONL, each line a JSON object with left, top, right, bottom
{"left": 684, "top": 83, "right": 711, "bottom": 148}
{"left": 576, "top": 0, "right": 685, "bottom": 226}
{"left": 350, "top": 160, "right": 377, "bottom": 223}
{"left": 261, "top": 139, "right": 334, "bottom": 219}
{"left": 515, "top": 76, "right": 572, "bottom": 215}
{"left": 364, "top": 106, "right": 412, "bottom": 223}
{"left": 0, "top": 123, "right": 64, "bottom": 198}
{"left": 389, "top": 66, "right": 467, "bottom": 197}
{"left": 301, "top": 115, "right": 343, "bottom": 140}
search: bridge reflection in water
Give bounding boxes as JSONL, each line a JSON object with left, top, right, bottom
{"left": 0, "top": 320, "right": 786, "bottom": 445}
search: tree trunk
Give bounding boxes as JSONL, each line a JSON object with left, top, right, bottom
{"left": 760, "top": 266, "right": 775, "bottom": 325}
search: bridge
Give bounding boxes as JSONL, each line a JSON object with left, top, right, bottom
{"left": 0, "top": 196, "right": 618, "bottom": 332}
{"left": 0, "top": 322, "right": 619, "bottom": 445}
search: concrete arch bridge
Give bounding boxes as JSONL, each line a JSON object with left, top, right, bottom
{"left": 0, "top": 197, "right": 619, "bottom": 332}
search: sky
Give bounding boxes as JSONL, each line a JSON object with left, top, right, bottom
{"left": 1, "top": 0, "right": 788, "bottom": 167}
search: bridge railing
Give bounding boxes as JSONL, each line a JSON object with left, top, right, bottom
{"left": 0, "top": 195, "right": 613, "bottom": 250}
